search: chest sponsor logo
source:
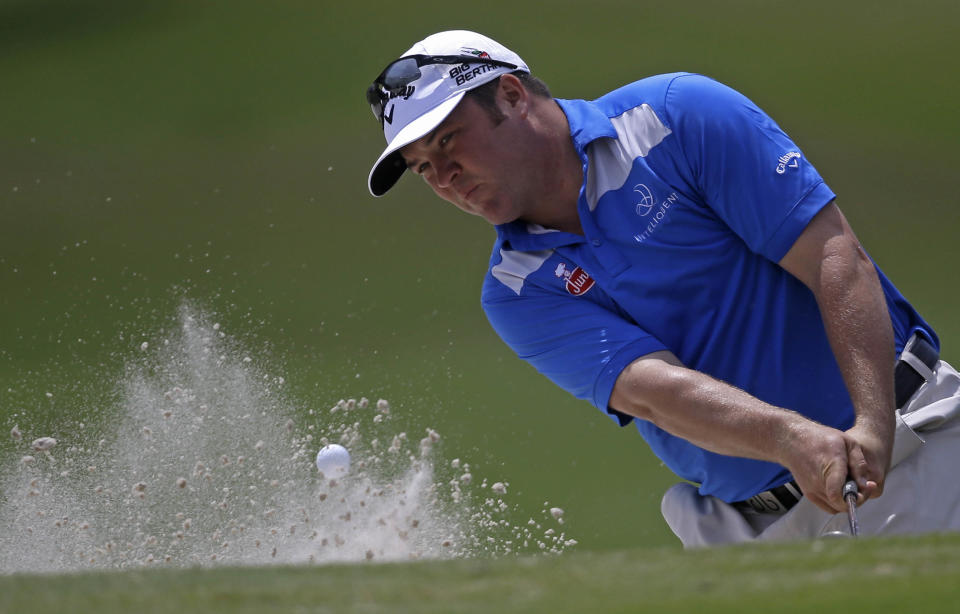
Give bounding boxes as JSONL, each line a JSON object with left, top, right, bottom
{"left": 632, "top": 185, "right": 679, "bottom": 243}
{"left": 776, "top": 151, "right": 801, "bottom": 174}
{"left": 554, "top": 263, "right": 596, "bottom": 296}
{"left": 634, "top": 184, "right": 656, "bottom": 216}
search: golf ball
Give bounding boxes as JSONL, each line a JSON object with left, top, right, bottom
{"left": 315, "top": 444, "right": 350, "bottom": 478}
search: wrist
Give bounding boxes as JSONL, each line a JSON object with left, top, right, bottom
{"left": 853, "top": 409, "right": 895, "bottom": 440}
{"left": 771, "top": 410, "right": 817, "bottom": 467}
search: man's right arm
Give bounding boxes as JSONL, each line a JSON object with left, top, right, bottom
{"left": 610, "top": 351, "right": 862, "bottom": 513}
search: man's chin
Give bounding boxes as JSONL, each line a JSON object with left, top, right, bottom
{"left": 476, "top": 204, "right": 518, "bottom": 226}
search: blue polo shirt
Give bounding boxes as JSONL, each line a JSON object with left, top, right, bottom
{"left": 481, "top": 73, "right": 937, "bottom": 502}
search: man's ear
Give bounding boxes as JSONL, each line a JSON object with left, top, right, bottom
{"left": 497, "top": 73, "right": 529, "bottom": 116}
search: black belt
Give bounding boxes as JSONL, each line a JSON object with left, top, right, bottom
{"left": 740, "top": 334, "right": 940, "bottom": 514}
{"left": 894, "top": 334, "right": 940, "bottom": 409}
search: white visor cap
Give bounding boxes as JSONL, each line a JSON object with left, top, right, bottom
{"left": 367, "top": 30, "right": 529, "bottom": 197}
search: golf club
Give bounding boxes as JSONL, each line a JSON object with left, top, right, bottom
{"left": 843, "top": 480, "right": 860, "bottom": 537}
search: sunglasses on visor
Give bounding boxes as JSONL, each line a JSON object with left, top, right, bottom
{"left": 366, "top": 54, "right": 518, "bottom": 126}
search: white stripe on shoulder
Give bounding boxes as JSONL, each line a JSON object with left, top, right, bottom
{"left": 585, "top": 104, "right": 672, "bottom": 210}
{"left": 490, "top": 248, "right": 554, "bottom": 295}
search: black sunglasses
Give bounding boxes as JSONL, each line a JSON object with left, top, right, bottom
{"left": 366, "top": 54, "right": 518, "bottom": 126}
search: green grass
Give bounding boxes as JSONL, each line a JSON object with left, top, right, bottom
{"left": 4, "top": 534, "right": 960, "bottom": 613}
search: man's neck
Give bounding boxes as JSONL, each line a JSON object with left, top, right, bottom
{"left": 522, "top": 99, "right": 584, "bottom": 235}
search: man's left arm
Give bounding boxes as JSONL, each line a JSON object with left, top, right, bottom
{"left": 778, "top": 200, "right": 896, "bottom": 507}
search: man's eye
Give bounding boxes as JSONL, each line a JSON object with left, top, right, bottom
{"left": 439, "top": 133, "right": 452, "bottom": 147}
{"left": 417, "top": 162, "right": 429, "bottom": 174}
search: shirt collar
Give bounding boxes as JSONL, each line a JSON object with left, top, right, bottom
{"left": 555, "top": 97, "right": 619, "bottom": 156}
{"left": 496, "top": 220, "right": 583, "bottom": 251}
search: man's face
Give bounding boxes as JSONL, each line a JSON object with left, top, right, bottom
{"left": 399, "top": 92, "right": 532, "bottom": 226}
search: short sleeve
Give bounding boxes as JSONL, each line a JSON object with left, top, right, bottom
{"left": 664, "top": 74, "right": 836, "bottom": 262}
{"left": 482, "top": 278, "right": 667, "bottom": 426}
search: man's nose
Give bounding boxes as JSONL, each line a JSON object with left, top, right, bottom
{"left": 434, "top": 155, "right": 460, "bottom": 189}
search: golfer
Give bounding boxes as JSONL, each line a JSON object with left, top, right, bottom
{"left": 364, "top": 30, "right": 960, "bottom": 546}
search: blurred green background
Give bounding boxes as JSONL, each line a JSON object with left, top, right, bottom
{"left": 1, "top": 0, "right": 957, "bottom": 551}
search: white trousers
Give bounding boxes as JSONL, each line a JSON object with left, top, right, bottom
{"left": 661, "top": 359, "right": 960, "bottom": 548}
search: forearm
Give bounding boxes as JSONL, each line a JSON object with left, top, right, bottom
{"left": 777, "top": 202, "right": 898, "bottom": 505}
{"left": 780, "top": 204, "right": 896, "bottom": 438}
{"left": 812, "top": 237, "right": 896, "bottom": 438}
{"left": 610, "top": 355, "right": 817, "bottom": 465}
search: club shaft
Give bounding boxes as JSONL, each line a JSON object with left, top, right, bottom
{"left": 843, "top": 480, "right": 860, "bottom": 537}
